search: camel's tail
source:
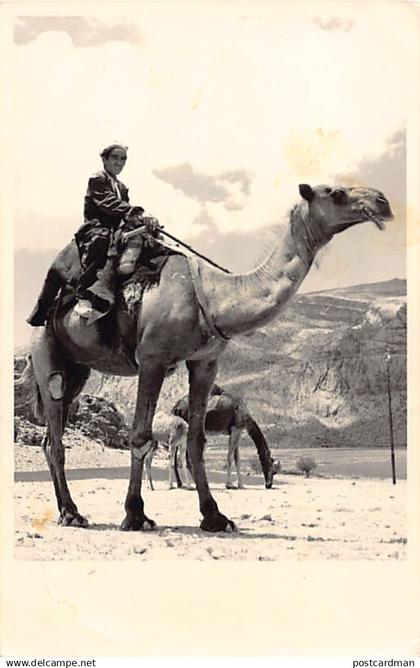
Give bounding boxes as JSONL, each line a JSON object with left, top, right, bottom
{"left": 14, "top": 355, "right": 44, "bottom": 422}
{"left": 245, "top": 415, "right": 273, "bottom": 482}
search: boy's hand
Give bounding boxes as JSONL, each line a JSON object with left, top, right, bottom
{"left": 142, "top": 215, "right": 162, "bottom": 235}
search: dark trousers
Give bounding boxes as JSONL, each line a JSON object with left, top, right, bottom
{"left": 74, "top": 221, "right": 113, "bottom": 295}
{"left": 27, "top": 221, "right": 115, "bottom": 326}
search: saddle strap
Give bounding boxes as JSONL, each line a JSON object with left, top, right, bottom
{"left": 188, "top": 256, "right": 230, "bottom": 342}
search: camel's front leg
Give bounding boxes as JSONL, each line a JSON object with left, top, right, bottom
{"left": 121, "top": 356, "right": 167, "bottom": 531}
{"left": 187, "top": 359, "right": 236, "bottom": 533}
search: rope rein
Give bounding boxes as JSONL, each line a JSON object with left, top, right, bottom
{"left": 122, "top": 224, "right": 232, "bottom": 274}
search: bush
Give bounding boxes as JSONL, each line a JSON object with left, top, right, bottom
{"left": 296, "top": 456, "right": 317, "bottom": 478}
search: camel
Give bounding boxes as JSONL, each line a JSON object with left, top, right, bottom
{"left": 172, "top": 384, "right": 280, "bottom": 489}
{"left": 27, "top": 183, "right": 392, "bottom": 533}
{"left": 143, "top": 412, "right": 193, "bottom": 491}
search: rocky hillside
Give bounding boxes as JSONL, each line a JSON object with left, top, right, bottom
{"left": 15, "top": 278, "right": 407, "bottom": 450}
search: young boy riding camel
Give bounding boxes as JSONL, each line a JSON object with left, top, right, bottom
{"left": 27, "top": 142, "right": 159, "bottom": 326}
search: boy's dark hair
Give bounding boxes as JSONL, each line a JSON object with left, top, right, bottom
{"left": 100, "top": 143, "right": 128, "bottom": 160}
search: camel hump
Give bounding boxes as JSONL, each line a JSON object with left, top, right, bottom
{"left": 206, "top": 395, "right": 223, "bottom": 412}
{"left": 207, "top": 393, "right": 238, "bottom": 416}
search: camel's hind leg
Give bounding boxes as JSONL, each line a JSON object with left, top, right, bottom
{"left": 226, "top": 427, "right": 244, "bottom": 489}
{"left": 121, "top": 355, "right": 168, "bottom": 531}
{"left": 234, "top": 433, "right": 245, "bottom": 489}
{"left": 31, "top": 329, "right": 90, "bottom": 526}
{"left": 171, "top": 431, "right": 194, "bottom": 490}
{"left": 175, "top": 438, "right": 195, "bottom": 489}
{"left": 143, "top": 441, "right": 157, "bottom": 491}
{"left": 186, "top": 359, "right": 236, "bottom": 533}
{"left": 168, "top": 426, "right": 187, "bottom": 489}
{"left": 168, "top": 436, "right": 179, "bottom": 490}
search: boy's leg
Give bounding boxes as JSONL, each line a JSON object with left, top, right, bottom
{"left": 26, "top": 267, "right": 64, "bottom": 326}
{"left": 75, "top": 226, "right": 115, "bottom": 314}
{"left": 76, "top": 226, "right": 110, "bottom": 294}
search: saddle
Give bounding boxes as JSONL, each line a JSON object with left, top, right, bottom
{"left": 55, "top": 230, "right": 181, "bottom": 326}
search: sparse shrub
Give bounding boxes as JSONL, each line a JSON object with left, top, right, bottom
{"left": 296, "top": 456, "right": 317, "bottom": 478}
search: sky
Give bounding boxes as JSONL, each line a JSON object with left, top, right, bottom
{"left": 5, "top": 2, "right": 417, "bottom": 346}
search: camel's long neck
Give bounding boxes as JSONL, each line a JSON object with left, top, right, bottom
{"left": 203, "top": 204, "right": 331, "bottom": 336}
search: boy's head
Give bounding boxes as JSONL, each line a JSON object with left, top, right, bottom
{"left": 101, "top": 143, "right": 128, "bottom": 177}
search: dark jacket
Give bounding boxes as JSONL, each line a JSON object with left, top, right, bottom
{"left": 83, "top": 170, "right": 133, "bottom": 231}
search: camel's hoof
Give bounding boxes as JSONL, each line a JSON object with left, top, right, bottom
{"left": 225, "top": 483, "right": 235, "bottom": 490}
{"left": 200, "top": 514, "right": 237, "bottom": 533}
{"left": 224, "top": 522, "right": 236, "bottom": 534}
{"left": 58, "top": 511, "right": 89, "bottom": 528}
{"left": 120, "top": 515, "right": 156, "bottom": 532}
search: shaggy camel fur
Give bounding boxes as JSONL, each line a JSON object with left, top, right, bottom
{"left": 27, "top": 184, "right": 392, "bottom": 532}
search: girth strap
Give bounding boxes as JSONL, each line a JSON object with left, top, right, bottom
{"left": 188, "top": 256, "right": 230, "bottom": 342}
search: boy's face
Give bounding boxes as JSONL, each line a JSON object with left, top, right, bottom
{"left": 103, "top": 148, "right": 127, "bottom": 177}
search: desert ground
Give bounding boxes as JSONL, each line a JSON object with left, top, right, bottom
{"left": 14, "top": 438, "right": 407, "bottom": 561}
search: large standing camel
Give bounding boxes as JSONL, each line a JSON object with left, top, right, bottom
{"left": 28, "top": 184, "right": 392, "bottom": 532}
{"left": 172, "top": 385, "right": 280, "bottom": 489}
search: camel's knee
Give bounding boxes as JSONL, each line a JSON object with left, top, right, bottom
{"left": 132, "top": 437, "right": 155, "bottom": 461}
{"left": 47, "top": 372, "right": 65, "bottom": 400}
{"left": 131, "top": 424, "right": 152, "bottom": 447}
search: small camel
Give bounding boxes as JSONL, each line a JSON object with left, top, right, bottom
{"left": 143, "top": 412, "right": 193, "bottom": 491}
{"left": 26, "top": 183, "right": 392, "bottom": 532}
{"left": 172, "top": 385, "right": 280, "bottom": 489}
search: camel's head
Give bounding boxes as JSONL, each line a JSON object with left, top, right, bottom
{"left": 265, "top": 458, "right": 281, "bottom": 489}
{"left": 298, "top": 183, "right": 393, "bottom": 238}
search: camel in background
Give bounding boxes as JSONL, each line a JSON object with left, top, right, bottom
{"left": 143, "top": 412, "right": 193, "bottom": 491}
{"left": 27, "top": 183, "right": 392, "bottom": 532}
{"left": 172, "top": 385, "right": 280, "bottom": 489}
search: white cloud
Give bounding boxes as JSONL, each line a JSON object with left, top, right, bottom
{"left": 11, "top": 3, "right": 411, "bottom": 250}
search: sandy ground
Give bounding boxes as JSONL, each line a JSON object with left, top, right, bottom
{"left": 14, "top": 441, "right": 407, "bottom": 560}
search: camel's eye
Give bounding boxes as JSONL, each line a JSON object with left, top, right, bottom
{"left": 331, "top": 189, "right": 348, "bottom": 205}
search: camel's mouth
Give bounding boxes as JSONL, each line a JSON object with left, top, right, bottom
{"left": 368, "top": 212, "right": 387, "bottom": 230}
{"left": 356, "top": 205, "right": 394, "bottom": 231}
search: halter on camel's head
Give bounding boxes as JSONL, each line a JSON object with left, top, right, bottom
{"left": 291, "top": 183, "right": 393, "bottom": 265}
{"left": 290, "top": 183, "right": 393, "bottom": 263}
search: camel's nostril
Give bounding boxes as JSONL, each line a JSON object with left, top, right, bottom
{"left": 374, "top": 196, "right": 392, "bottom": 218}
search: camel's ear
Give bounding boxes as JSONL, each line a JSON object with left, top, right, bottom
{"left": 299, "top": 184, "right": 315, "bottom": 202}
